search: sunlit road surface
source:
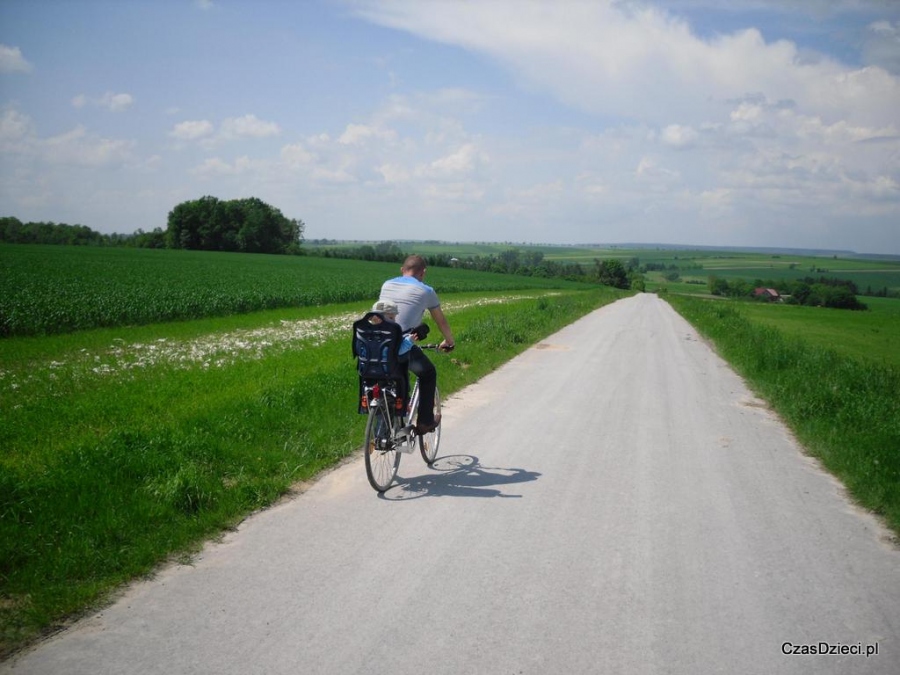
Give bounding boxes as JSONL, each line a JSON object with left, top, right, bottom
{"left": 4, "top": 294, "right": 898, "bottom": 675}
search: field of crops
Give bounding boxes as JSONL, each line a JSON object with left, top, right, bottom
{"left": 0, "top": 244, "right": 586, "bottom": 337}
{"left": 308, "top": 241, "right": 900, "bottom": 292}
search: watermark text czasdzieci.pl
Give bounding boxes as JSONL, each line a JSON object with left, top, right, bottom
{"left": 781, "top": 641, "right": 880, "bottom": 658}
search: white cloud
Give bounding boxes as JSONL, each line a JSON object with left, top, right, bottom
{"left": 351, "top": 0, "right": 900, "bottom": 128}
{"left": 220, "top": 114, "right": 280, "bottom": 139}
{"left": 660, "top": 124, "right": 700, "bottom": 148}
{"left": 421, "top": 143, "right": 487, "bottom": 176}
{"left": 104, "top": 93, "right": 135, "bottom": 112}
{"left": 338, "top": 123, "right": 397, "bottom": 145}
{"left": 635, "top": 157, "right": 681, "bottom": 183}
{"left": 280, "top": 142, "right": 317, "bottom": 167}
{"left": 192, "top": 155, "right": 263, "bottom": 177}
{"left": 1, "top": 109, "right": 135, "bottom": 167}
{"left": 42, "top": 126, "right": 135, "bottom": 166}
{"left": 170, "top": 119, "right": 215, "bottom": 140}
{"left": 72, "top": 92, "right": 135, "bottom": 112}
{"left": 0, "top": 109, "right": 35, "bottom": 145}
{"left": 170, "top": 115, "right": 279, "bottom": 144}
{"left": 0, "top": 44, "right": 32, "bottom": 73}
{"left": 376, "top": 162, "right": 410, "bottom": 184}
{"left": 863, "top": 20, "right": 900, "bottom": 74}
{"left": 312, "top": 166, "right": 357, "bottom": 183}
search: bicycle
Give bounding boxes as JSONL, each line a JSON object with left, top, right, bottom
{"left": 362, "top": 344, "right": 444, "bottom": 492}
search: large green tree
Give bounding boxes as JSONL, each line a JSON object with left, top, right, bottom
{"left": 166, "top": 196, "right": 304, "bottom": 254}
{"left": 594, "top": 258, "right": 630, "bottom": 289}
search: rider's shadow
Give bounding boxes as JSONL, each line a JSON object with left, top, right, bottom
{"left": 384, "top": 455, "right": 541, "bottom": 500}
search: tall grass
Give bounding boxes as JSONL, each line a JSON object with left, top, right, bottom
{"left": 0, "top": 288, "right": 623, "bottom": 657}
{"left": 667, "top": 295, "right": 900, "bottom": 535}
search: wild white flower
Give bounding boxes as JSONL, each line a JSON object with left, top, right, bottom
{"left": 0, "top": 294, "right": 540, "bottom": 395}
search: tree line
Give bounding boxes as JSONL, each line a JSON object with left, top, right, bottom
{"left": 307, "top": 242, "right": 645, "bottom": 290}
{"left": 1, "top": 196, "right": 304, "bottom": 255}
{"left": 708, "top": 275, "right": 868, "bottom": 310}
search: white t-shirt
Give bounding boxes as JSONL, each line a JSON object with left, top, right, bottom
{"left": 379, "top": 275, "right": 440, "bottom": 332}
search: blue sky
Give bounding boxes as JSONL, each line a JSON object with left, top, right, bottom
{"left": 1, "top": 0, "right": 899, "bottom": 253}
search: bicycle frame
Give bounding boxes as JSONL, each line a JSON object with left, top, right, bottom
{"left": 362, "top": 379, "right": 417, "bottom": 453}
{"left": 361, "top": 343, "right": 444, "bottom": 492}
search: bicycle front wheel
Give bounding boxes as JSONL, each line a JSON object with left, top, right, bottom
{"left": 364, "top": 404, "right": 400, "bottom": 492}
{"left": 418, "top": 385, "right": 442, "bottom": 465}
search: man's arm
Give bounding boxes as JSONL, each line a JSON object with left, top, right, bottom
{"left": 428, "top": 306, "right": 455, "bottom": 350}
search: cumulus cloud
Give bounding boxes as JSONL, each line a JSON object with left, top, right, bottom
{"left": 0, "top": 109, "right": 35, "bottom": 145}
{"left": 338, "top": 123, "right": 398, "bottom": 145}
{"left": 350, "top": 0, "right": 900, "bottom": 128}
{"left": 0, "top": 44, "right": 33, "bottom": 73}
{"left": 421, "top": 143, "right": 487, "bottom": 176}
{"left": 1, "top": 109, "right": 135, "bottom": 166}
{"left": 376, "top": 163, "right": 410, "bottom": 184}
{"left": 280, "top": 142, "right": 317, "bottom": 167}
{"left": 72, "top": 92, "right": 134, "bottom": 112}
{"left": 660, "top": 124, "right": 700, "bottom": 148}
{"left": 170, "top": 115, "right": 279, "bottom": 144}
{"left": 42, "top": 126, "right": 135, "bottom": 166}
{"left": 863, "top": 20, "right": 900, "bottom": 74}
{"left": 170, "top": 119, "right": 215, "bottom": 140}
{"left": 220, "top": 114, "right": 280, "bottom": 139}
{"left": 312, "top": 166, "right": 357, "bottom": 183}
{"left": 192, "top": 156, "right": 262, "bottom": 176}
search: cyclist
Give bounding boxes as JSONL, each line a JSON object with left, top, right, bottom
{"left": 379, "top": 255, "right": 454, "bottom": 434}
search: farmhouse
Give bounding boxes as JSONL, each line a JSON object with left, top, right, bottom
{"left": 754, "top": 287, "right": 782, "bottom": 302}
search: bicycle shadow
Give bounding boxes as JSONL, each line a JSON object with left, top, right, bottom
{"left": 382, "top": 455, "right": 541, "bottom": 501}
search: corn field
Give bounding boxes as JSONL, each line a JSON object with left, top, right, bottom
{"left": 0, "top": 244, "right": 578, "bottom": 337}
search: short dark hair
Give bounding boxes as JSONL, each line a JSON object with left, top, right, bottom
{"left": 401, "top": 255, "right": 427, "bottom": 275}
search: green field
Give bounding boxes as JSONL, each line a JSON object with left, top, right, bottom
{"left": 641, "top": 251, "right": 900, "bottom": 296}
{"left": 306, "top": 241, "right": 900, "bottom": 294}
{"left": 739, "top": 297, "right": 900, "bottom": 368}
{"left": 0, "top": 244, "right": 587, "bottom": 337}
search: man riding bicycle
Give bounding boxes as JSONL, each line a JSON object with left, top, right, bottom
{"left": 379, "top": 255, "right": 454, "bottom": 435}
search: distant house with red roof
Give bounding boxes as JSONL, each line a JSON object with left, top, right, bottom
{"left": 754, "top": 287, "right": 782, "bottom": 302}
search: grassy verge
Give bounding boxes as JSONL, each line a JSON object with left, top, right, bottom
{"left": 667, "top": 295, "right": 900, "bottom": 537}
{"left": 0, "top": 287, "right": 625, "bottom": 657}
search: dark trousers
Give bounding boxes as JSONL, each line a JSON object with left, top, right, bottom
{"left": 407, "top": 345, "right": 437, "bottom": 425}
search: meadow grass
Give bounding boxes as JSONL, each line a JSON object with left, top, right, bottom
{"left": 667, "top": 295, "right": 900, "bottom": 539}
{"left": 0, "top": 287, "right": 624, "bottom": 657}
{"left": 739, "top": 297, "right": 900, "bottom": 368}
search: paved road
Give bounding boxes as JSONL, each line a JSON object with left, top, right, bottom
{"left": 4, "top": 294, "right": 899, "bottom": 674}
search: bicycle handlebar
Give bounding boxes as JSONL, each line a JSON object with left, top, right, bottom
{"left": 419, "top": 343, "right": 454, "bottom": 353}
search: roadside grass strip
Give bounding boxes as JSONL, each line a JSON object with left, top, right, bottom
{"left": 0, "top": 289, "right": 619, "bottom": 657}
{"left": 668, "top": 295, "right": 900, "bottom": 537}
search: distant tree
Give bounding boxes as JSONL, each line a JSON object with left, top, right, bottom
{"left": 595, "top": 258, "right": 629, "bottom": 289}
{"left": 0, "top": 216, "right": 24, "bottom": 242}
{"left": 708, "top": 275, "right": 730, "bottom": 296}
{"left": 0, "top": 217, "right": 106, "bottom": 246}
{"left": 166, "top": 196, "right": 304, "bottom": 254}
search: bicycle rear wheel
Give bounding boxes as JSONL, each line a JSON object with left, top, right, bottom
{"left": 364, "top": 404, "right": 400, "bottom": 492}
{"left": 418, "top": 385, "right": 442, "bottom": 465}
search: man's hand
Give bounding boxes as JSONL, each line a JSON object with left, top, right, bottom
{"left": 409, "top": 324, "right": 430, "bottom": 341}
